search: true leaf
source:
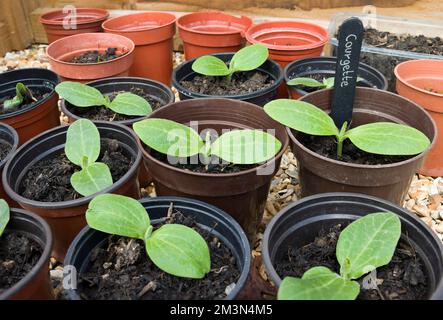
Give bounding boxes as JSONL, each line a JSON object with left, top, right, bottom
{"left": 336, "top": 212, "right": 401, "bottom": 280}
{"left": 345, "top": 122, "right": 431, "bottom": 155}
{"left": 192, "top": 55, "right": 230, "bottom": 76}
{"left": 55, "top": 81, "right": 105, "bottom": 107}
{"left": 0, "top": 199, "right": 10, "bottom": 236}
{"left": 133, "top": 118, "right": 204, "bottom": 158}
{"left": 70, "top": 162, "right": 113, "bottom": 197}
{"left": 146, "top": 224, "right": 210, "bottom": 279}
{"left": 287, "top": 77, "right": 326, "bottom": 88}
{"left": 278, "top": 267, "right": 360, "bottom": 300}
{"left": 264, "top": 99, "right": 339, "bottom": 136}
{"left": 108, "top": 92, "right": 152, "bottom": 116}
{"left": 65, "top": 119, "right": 101, "bottom": 167}
{"left": 210, "top": 129, "right": 281, "bottom": 164}
{"left": 229, "top": 44, "right": 268, "bottom": 72}
{"left": 86, "top": 194, "right": 150, "bottom": 240}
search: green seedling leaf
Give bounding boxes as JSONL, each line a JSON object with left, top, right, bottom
{"left": 287, "top": 77, "right": 326, "bottom": 88}
{"left": 70, "top": 162, "right": 113, "bottom": 197}
{"left": 133, "top": 118, "right": 204, "bottom": 158}
{"left": 56, "top": 81, "right": 106, "bottom": 107}
{"left": 192, "top": 55, "right": 230, "bottom": 76}
{"left": 65, "top": 119, "right": 101, "bottom": 168}
{"left": 146, "top": 224, "right": 211, "bottom": 279}
{"left": 3, "top": 82, "right": 32, "bottom": 109}
{"left": 264, "top": 99, "right": 339, "bottom": 136}
{"left": 323, "top": 77, "right": 335, "bottom": 88}
{"left": 336, "top": 212, "right": 401, "bottom": 280}
{"left": 278, "top": 267, "right": 360, "bottom": 300}
{"left": 0, "top": 200, "right": 10, "bottom": 236}
{"left": 211, "top": 129, "right": 281, "bottom": 164}
{"left": 345, "top": 122, "right": 431, "bottom": 156}
{"left": 86, "top": 194, "right": 150, "bottom": 240}
{"left": 229, "top": 44, "right": 268, "bottom": 72}
{"left": 108, "top": 92, "right": 152, "bottom": 116}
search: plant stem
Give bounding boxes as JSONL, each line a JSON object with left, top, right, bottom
{"left": 226, "top": 72, "right": 233, "bottom": 84}
{"left": 336, "top": 121, "right": 348, "bottom": 159}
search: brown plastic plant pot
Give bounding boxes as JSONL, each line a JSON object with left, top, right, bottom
{"left": 245, "top": 20, "right": 328, "bottom": 98}
{"left": 137, "top": 98, "right": 289, "bottom": 241}
{"left": 0, "top": 208, "right": 54, "bottom": 300}
{"left": 0, "top": 68, "right": 61, "bottom": 144}
{"left": 395, "top": 59, "right": 443, "bottom": 177}
{"left": 0, "top": 123, "right": 19, "bottom": 207}
{"left": 177, "top": 11, "right": 252, "bottom": 60}
{"left": 40, "top": 8, "right": 109, "bottom": 44}
{"left": 47, "top": 33, "right": 135, "bottom": 82}
{"left": 102, "top": 12, "right": 176, "bottom": 86}
{"left": 291, "top": 87, "right": 436, "bottom": 206}
{"left": 2, "top": 121, "right": 142, "bottom": 262}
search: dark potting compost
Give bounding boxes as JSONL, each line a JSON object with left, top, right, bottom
{"left": 77, "top": 210, "right": 240, "bottom": 300}
{"left": 275, "top": 223, "right": 429, "bottom": 300}
{"left": 0, "top": 139, "right": 12, "bottom": 162}
{"left": 0, "top": 232, "right": 43, "bottom": 293}
{"left": 66, "top": 87, "right": 163, "bottom": 122}
{"left": 19, "top": 138, "right": 133, "bottom": 202}
{"left": 0, "top": 87, "right": 50, "bottom": 115}
{"left": 70, "top": 48, "right": 122, "bottom": 64}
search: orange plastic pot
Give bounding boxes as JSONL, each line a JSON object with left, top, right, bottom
{"left": 178, "top": 12, "right": 252, "bottom": 60}
{"left": 47, "top": 33, "right": 134, "bottom": 82}
{"left": 395, "top": 59, "right": 443, "bottom": 177}
{"left": 245, "top": 21, "right": 328, "bottom": 98}
{"left": 40, "top": 8, "right": 109, "bottom": 44}
{"left": 102, "top": 12, "right": 176, "bottom": 86}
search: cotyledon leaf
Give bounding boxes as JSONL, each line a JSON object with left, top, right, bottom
{"left": 70, "top": 162, "right": 113, "bottom": 197}
{"left": 108, "top": 92, "right": 152, "bottom": 116}
{"left": 0, "top": 199, "right": 10, "bottom": 236}
{"left": 65, "top": 119, "right": 101, "bottom": 168}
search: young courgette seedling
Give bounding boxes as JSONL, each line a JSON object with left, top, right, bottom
{"left": 278, "top": 212, "right": 401, "bottom": 300}
{"left": 287, "top": 77, "right": 364, "bottom": 90}
{"left": 55, "top": 82, "right": 152, "bottom": 117}
{"left": 264, "top": 99, "right": 430, "bottom": 158}
{"left": 3, "top": 82, "right": 37, "bottom": 110}
{"left": 0, "top": 199, "right": 9, "bottom": 237}
{"left": 191, "top": 44, "right": 269, "bottom": 83}
{"left": 86, "top": 194, "right": 210, "bottom": 279}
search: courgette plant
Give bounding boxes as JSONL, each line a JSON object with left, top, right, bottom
{"left": 287, "top": 77, "right": 364, "bottom": 89}
{"left": 0, "top": 200, "right": 9, "bottom": 237}
{"left": 133, "top": 118, "right": 282, "bottom": 165}
{"left": 86, "top": 194, "right": 210, "bottom": 279}
{"left": 264, "top": 99, "right": 430, "bottom": 158}
{"left": 55, "top": 82, "right": 152, "bottom": 117}
{"left": 3, "top": 83, "right": 36, "bottom": 110}
{"left": 278, "top": 212, "right": 401, "bottom": 300}
{"left": 191, "top": 44, "right": 269, "bottom": 83}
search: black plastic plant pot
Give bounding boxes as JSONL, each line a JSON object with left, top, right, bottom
{"left": 0, "top": 123, "right": 19, "bottom": 206}
{"left": 262, "top": 192, "right": 443, "bottom": 300}
{"left": 0, "top": 208, "right": 54, "bottom": 300}
{"left": 284, "top": 56, "right": 388, "bottom": 99}
{"left": 64, "top": 196, "right": 251, "bottom": 300}
{"left": 0, "top": 68, "right": 60, "bottom": 144}
{"left": 172, "top": 53, "right": 283, "bottom": 106}
{"left": 60, "top": 76, "right": 175, "bottom": 126}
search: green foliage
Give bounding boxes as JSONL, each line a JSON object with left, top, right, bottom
{"left": 0, "top": 200, "right": 10, "bottom": 237}
{"left": 287, "top": 77, "right": 365, "bottom": 89}
{"left": 3, "top": 83, "right": 36, "bottom": 110}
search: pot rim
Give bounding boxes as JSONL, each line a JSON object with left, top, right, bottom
{"left": 102, "top": 11, "right": 176, "bottom": 34}
{"left": 2, "top": 121, "right": 142, "bottom": 209}
{"left": 0, "top": 123, "right": 19, "bottom": 169}
{"left": 40, "top": 7, "right": 109, "bottom": 26}
{"left": 290, "top": 87, "right": 437, "bottom": 170}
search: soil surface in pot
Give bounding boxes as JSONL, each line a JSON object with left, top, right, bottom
{"left": 179, "top": 70, "right": 274, "bottom": 96}
{"left": 70, "top": 48, "right": 122, "bottom": 64}
{"left": 76, "top": 209, "right": 240, "bottom": 300}
{"left": 288, "top": 73, "right": 374, "bottom": 94}
{"left": 0, "top": 232, "right": 43, "bottom": 293}
{"left": 297, "top": 132, "right": 411, "bottom": 165}
{"left": 275, "top": 223, "right": 429, "bottom": 300}
{"left": 19, "top": 138, "right": 133, "bottom": 202}
{"left": 0, "top": 87, "right": 51, "bottom": 116}
{"left": 0, "top": 139, "right": 12, "bottom": 162}
{"left": 66, "top": 87, "right": 163, "bottom": 122}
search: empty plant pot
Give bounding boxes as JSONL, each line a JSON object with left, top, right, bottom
{"left": 47, "top": 32, "right": 135, "bottom": 82}
{"left": 64, "top": 196, "right": 251, "bottom": 300}
{"left": 285, "top": 56, "right": 388, "bottom": 99}
{"left": 102, "top": 12, "right": 176, "bottom": 86}
{"left": 0, "top": 208, "right": 54, "bottom": 300}
{"left": 0, "top": 68, "right": 60, "bottom": 144}
{"left": 0, "top": 123, "right": 19, "bottom": 207}
{"left": 395, "top": 59, "right": 443, "bottom": 177}
{"left": 172, "top": 53, "right": 283, "bottom": 107}
{"left": 245, "top": 21, "right": 328, "bottom": 98}
{"left": 263, "top": 193, "right": 443, "bottom": 300}
{"left": 178, "top": 11, "right": 252, "bottom": 60}
{"left": 137, "top": 98, "right": 289, "bottom": 241}
{"left": 40, "top": 8, "right": 109, "bottom": 44}
{"left": 291, "top": 88, "right": 435, "bottom": 205}
{"left": 2, "top": 122, "right": 142, "bottom": 261}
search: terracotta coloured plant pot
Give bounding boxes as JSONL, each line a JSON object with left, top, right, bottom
{"left": 178, "top": 11, "right": 252, "bottom": 60}
{"left": 47, "top": 33, "right": 135, "bottom": 82}
{"left": 102, "top": 12, "right": 176, "bottom": 86}
{"left": 395, "top": 59, "right": 443, "bottom": 177}
{"left": 40, "top": 8, "right": 109, "bottom": 44}
{"left": 291, "top": 88, "right": 436, "bottom": 205}
{"left": 137, "top": 98, "right": 289, "bottom": 241}
{"left": 2, "top": 122, "right": 142, "bottom": 262}
{"left": 0, "top": 208, "right": 54, "bottom": 300}
{"left": 245, "top": 21, "right": 328, "bottom": 98}
{"left": 0, "top": 123, "right": 19, "bottom": 207}
{"left": 0, "top": 68, "right": 60, "bottom": 144}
